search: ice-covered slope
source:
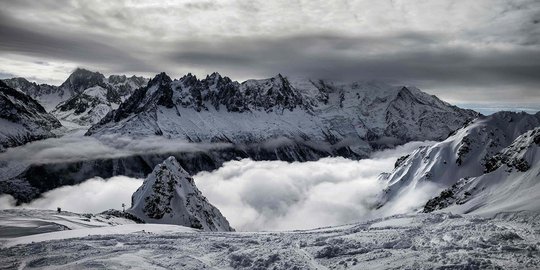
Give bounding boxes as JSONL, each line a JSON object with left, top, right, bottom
{"left": 87, "top": 72, "right": 477, "bottom": 156}
{"left": 424, "top": 127, "right": 540, "bottom": 215}
{"left": 0, "top": 81, "right": 62, "bottom": 151}
{"left": 377, "top": 111, "right": 540, "bottom": 213}
{"left": 128, "top": 156, "right": 234, "bottom": 232}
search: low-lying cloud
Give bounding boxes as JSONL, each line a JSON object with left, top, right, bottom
{"left": 0, "top": 132, "right": 231, "bottom": 166}
{"left": 0, "top": 176, "right": 143, "bottom": 213}
{"left": 195, "top": 141, "right": 433, "bottom": 231}
{"left": 0, "top": 141, "right": 435, "bottom": 231}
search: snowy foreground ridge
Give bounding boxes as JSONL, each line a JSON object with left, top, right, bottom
{"left": 1, "top": 209, "right": 539, "bottom": 269}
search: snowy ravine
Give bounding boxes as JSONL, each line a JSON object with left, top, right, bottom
{"left": 1, "top": 210, "right": 539, "bottom": 269}
{"left": 128, "top": 156, "right": 234, "bottom": 232}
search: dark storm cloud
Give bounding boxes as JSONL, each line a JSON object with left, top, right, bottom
{"left": 0, "top": 0, "right": 539, "bottom": 105}
{"left": 0, "top": 10, "right": 153, "bottom": 72}
{"left": 170, "top": 34, "right": 540, "bottom": 99}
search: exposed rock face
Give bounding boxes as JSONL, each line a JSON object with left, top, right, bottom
{"left": 424, "top": 127, "right": 540, "bottom": 214}
{"left": 3, "top": 68, "right": 148, "bottom": 125}
{"left": 374, "top": 111, "right": 540, "bottom": 213}
{"left": 2, "top": 77, "right": 65, "bottom": 111}
{"left": 87, "top": 72, "right": 477, "bottom": 154}
{"left": 0, "top": 81, "right": 62, "bottom": 151}
{"left": 128, "top": 156, "right": 234, "bottom": 231}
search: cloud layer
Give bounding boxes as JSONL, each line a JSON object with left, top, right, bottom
{"left": 0, "top": 141, "right": 433, "bottom": 231}
{"left": 0, "top": 0, "right": 539, "bottom": 106}
{"left": 0, "top": 132, "right": 231, "bottom": 166}
{"left": 0, "top": 176, "right": 143, "bottom": 213}
{"left": 194, "top": 141, "right": 432, "bottom": 231}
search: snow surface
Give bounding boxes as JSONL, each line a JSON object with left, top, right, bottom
{"left": 1, "top": 210, "right": 539, "bottom": 269}
{"left": 378, "top": 111, "right": 540, "bottom": 214}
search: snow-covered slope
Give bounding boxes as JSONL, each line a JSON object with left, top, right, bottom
{"left": 2, "top": 77, "right": 65, "bottom": 112}
{"left": 3, "top": 69, "right": 147, "bottom": 126}
{"left": 2, "top": 210, "right": 539, "bottom": 269}
{"left": 377, "top": 111, "right": 540, "bottom": 214}
{"left": 51, "top": 69, "right": 147, "bottom": 126}
{"left": 87, "top": 72, "right": 477, "bottom": 156}
{"left": 0, "top": 81, "right": 62, "bottom": 151}
{"left": 128, "top": 156, "right": 234, "bottom": 232}
{"left": 52, "top": 86, "right": 120, "bottom": 126}
{"left": 424, "top": 127, "right": 540, "bottom": 215}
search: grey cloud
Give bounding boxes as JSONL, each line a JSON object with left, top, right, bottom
{"left": 169, "top": 34, "right": 540, "bottom": 102}
{"left": 0, "top": 0, "right": 539, "bottom": 106}
{"left": 0, "top": 11, "right": 154, "bottom": 73}
{"left": 0, "top": 134, "right": 231, "bottom": 166}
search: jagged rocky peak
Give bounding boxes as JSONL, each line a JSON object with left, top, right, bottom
{"left": 2, "top": 77, "right": 38, "bottom": 94}
{"left": 149, "top": 72, "right": 173, "bottom": 86}
{"left": 128, "top": 156, "right": 234, "bottom": 232}
{"left": 59, "top": 68, "right": 107, "bottom": 95}
{"left": 0, "top": 81, "right": 62, "bottom": 150}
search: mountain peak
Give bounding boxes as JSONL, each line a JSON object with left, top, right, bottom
{"left": 148, "top": 72, "right": 172, "bottom": 86}
{"left": 128, "top": 156, "right": 234, "bottom": 232}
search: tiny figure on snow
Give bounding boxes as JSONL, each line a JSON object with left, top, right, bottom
{"left": 57, "top": 207, "right": 61, "bottom": 213}
{"left": 122, "top": 203, "right": 126, "bottom": 212}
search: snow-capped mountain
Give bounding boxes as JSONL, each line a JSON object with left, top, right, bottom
{"left": 3, "top": 69, "right": 147, "bottom": 125}
{"left": 128, "top": 156, "right": 234, "bottom": 232}
{"left": 51, "top": 69, "right": 148, "bottom": 126}
{"left": 377, "top": 111, "right": 540, "bottom": 213}
{"left": 52, "top": 86, "right": 121, "bottom": 126}
{"left": 2, "top": 77, "right": 65, "bottom": 112}
{"left": 424, "top": 126, "right": 540, "bottom": 214}
{"left": 87, "top": 72, "right": 477, "bottom": 156}
{"left": 0, "top": 81, "right": 62, "bottom": 151}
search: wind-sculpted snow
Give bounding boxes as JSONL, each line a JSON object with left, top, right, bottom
{"left": 128, "top": 157, "right": 234, "bottom": 231}
{"left": 1, "top": 210, "right": 539, "bottom": 269}
{"left": 378, "top": 111, "right": 540, "bottom": 214}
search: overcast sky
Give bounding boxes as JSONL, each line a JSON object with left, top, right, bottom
{"left": 0, "top": 0, "right": 539, "bottom": 109}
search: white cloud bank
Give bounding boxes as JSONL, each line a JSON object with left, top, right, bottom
{"left": 0, "top": 141, "right": 433, "bottom": 231}
{"left": 195, "top": 141, "right": 433, "bottom": 231}
{"left": 0, "top": 176, "right": 143, "bottom": 213}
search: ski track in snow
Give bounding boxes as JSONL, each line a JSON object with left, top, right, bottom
{"left": 1, "top": 210, "right": 539, "bottom": 269}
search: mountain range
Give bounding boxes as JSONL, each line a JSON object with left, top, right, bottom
{"left": 0, "top": 69, "right": 479, "bottom": 203}
{"left": 3, "top": 68, "right": 147, "bottom": 126}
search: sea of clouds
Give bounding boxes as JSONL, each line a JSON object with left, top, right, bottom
{"left": 0, "top": 140, "right": 434, "bottom": 231}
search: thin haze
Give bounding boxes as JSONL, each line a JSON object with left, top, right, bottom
{"left": 0, "top": 0, "right": 539, "bottom": 108}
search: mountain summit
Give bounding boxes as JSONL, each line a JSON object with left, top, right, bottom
{"left": 128, "top": 156, "right": 234, "bottom": 232}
